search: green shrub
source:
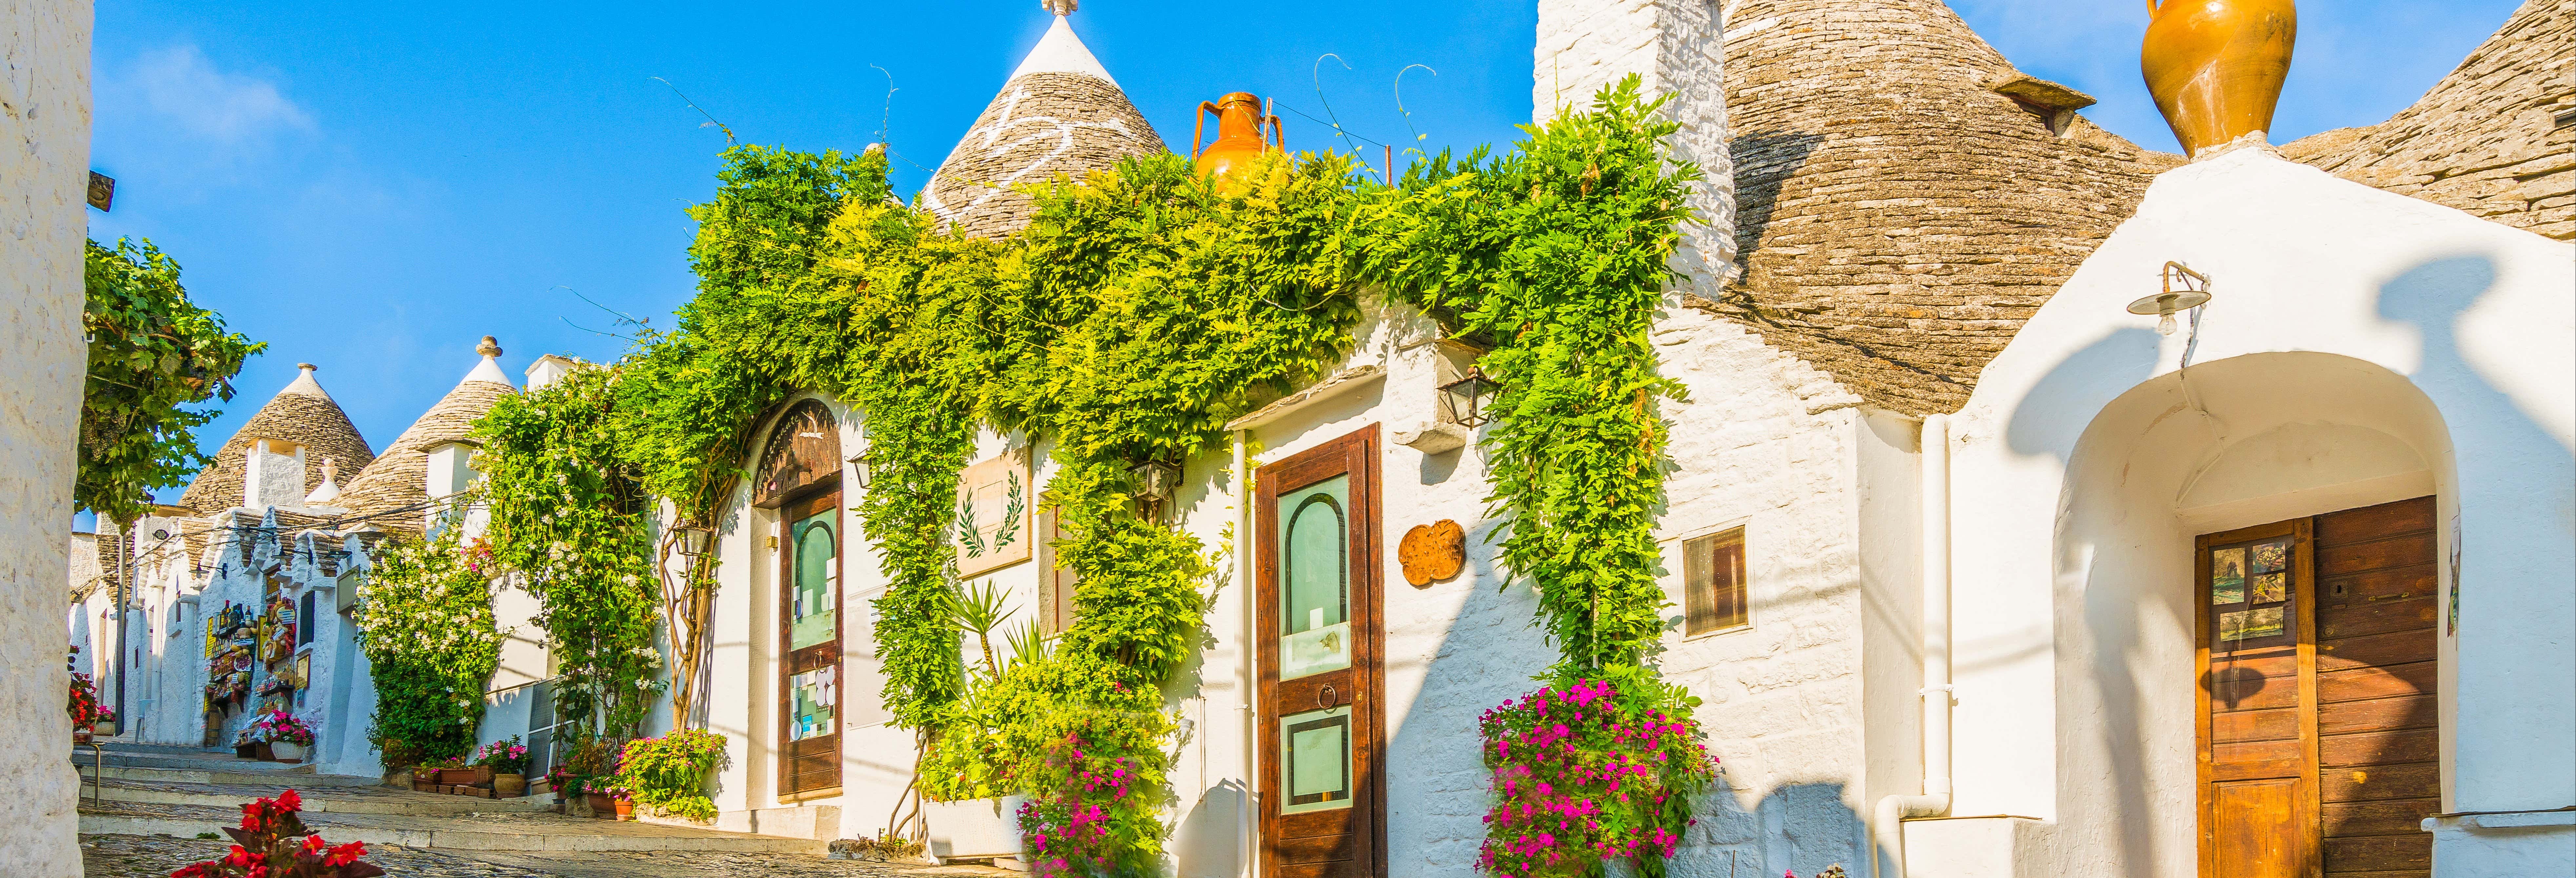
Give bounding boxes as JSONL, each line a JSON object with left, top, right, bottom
{"left": 613, "top": 729, "right": 729, "bottom": 821}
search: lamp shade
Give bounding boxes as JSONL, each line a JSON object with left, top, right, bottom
{"left": 1438, "top": 366, "right": 1504, "bottom": 428}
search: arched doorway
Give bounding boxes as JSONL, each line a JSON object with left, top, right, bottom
{"left": 754, "top": 400, "right": 844, "bottom": 798}
{"left": 2055, "top": 352, "right": 2453, "bottom": 878}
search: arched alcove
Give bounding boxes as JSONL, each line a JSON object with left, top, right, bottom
{"left": 2047, "top": 351, "right": 2454, "bottom": 876}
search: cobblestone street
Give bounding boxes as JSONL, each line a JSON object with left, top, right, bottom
{"left": 81, "top": 834, "right": 1012, "bottom": 878}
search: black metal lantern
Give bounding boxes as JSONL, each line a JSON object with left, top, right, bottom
{"left": 671, "top": 519, "right": 715, "bottom": 557}
{"left": 1438, "top": 366, "right": 1504, "bottom": 428}
{"left": 1131, "top": 459, "right": 1182, "bottom": 504}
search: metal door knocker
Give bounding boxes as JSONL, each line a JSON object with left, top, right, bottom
{"left": 1317, "top": 684, "right": 1339, "bottom": 710}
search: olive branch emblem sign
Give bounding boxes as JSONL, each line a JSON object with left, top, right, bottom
{"left": 957, "top": 469, "right": 1027, "bottom": 559}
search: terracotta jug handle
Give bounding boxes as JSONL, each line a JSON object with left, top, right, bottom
{"left": 1193, "top": 100, "right": 1220, "bottom": 160}
{"left": 2145, "top": 0, "right": 2162, "bottom": 15}
{"left": 1267, "top": 115, "right": 1285, "bottom": 153}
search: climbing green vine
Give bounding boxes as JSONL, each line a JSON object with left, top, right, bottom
{"left": 471, "top": 77, "right": 1701, "bottom": 871}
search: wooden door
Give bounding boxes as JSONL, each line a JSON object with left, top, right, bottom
{"left": 2312, "top": 498, "right": 2439, "bottom": 875}
{"left": 2198, "top": 497, "right": 2439, "bottom": 878}
{"left": 779, "top": 489, "right": 844, "bottom": 796}
{"left": 1256, "top": 426, "right": 1384, "bottom": 878}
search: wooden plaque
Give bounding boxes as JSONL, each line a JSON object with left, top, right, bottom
{"left": 1398, "top": 520, "right": 1465, "bottom": 586}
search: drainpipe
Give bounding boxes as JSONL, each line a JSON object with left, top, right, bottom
{"left": 1873, "top": 414, "right": 1954, "bottom": 878}
{"left": 1233, "top": 429, "right": 1261, "bottom": 878}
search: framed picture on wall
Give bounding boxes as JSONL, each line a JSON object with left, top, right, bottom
{"left": 955, "top": 453, "right": 1034, "bottom": 577}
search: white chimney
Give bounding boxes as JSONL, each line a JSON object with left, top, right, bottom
{"left": 243, "top": 438, "right": 308, "bottom": 510}
{"left": 425, "top": 442, "right": 481, "bottom": 499}
{"left": 524, "top": 354, "right": 578, "bottom": 390}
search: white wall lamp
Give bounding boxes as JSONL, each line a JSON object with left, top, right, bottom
{"left": 846, "top": 451, "right": 873, "bottom": 489}
{"left": 2130, "top": 261, "right": 2214, "bottom": 336}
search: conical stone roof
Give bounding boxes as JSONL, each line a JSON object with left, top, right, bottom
{"left": 175, "top": 364, "right": 376, "bottom": 516}
{"left": 920, "top": 11, "right": 1168, "bottom": 239}
{"left": 1694, "top": 0, "right": 2181, "bottom": 416}
{"left": 2283, "top": 0, "right": 2573, "bottom": 241}
{"left": 335, "top": 340, "right": 517, "bottom": 530}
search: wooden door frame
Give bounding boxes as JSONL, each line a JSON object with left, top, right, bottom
{"left": 776, "top": 485, "right": 845, "bottom": 799}
{"left": 2196, "top": 517, "right": 2322, "bottom": 878}
{"left": 1253, "top": 424, "right": 1385, "bottom": 878}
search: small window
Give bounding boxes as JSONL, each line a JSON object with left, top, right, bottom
{"left": 298, "top": 591, "right": 316, "bottom": 645}
{"left": 1682, "top": 527, "right": 1749, "bottom": 636}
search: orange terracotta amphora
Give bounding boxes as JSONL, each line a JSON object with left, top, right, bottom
{"left": 1192, "top": 92, "right": 1283, "bottom": 185}
{"left": 2142, "top": 0, "right": 2297, "bottom": 157}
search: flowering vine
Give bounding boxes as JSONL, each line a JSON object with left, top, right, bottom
{"left": 353, "top": 515, "right": 500, "bottom": 763}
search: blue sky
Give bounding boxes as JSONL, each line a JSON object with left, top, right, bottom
{"left": 86, "top": 0, "right": 2525, "bottom": 506}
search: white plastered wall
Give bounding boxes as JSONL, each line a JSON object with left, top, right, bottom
{"left": 1928, "top": 148, "right": 2575, "bottom": 877}
{"left": 1, "top": 0, "right": 91, "bottom": 870}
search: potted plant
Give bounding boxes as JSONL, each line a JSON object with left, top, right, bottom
{"left": 563, "top": 737, "right": 617, "bottom": 818}
{"left": 233, "top": 727, "right": 273, "bottom": 762}
{"left": 250, "top": 709, "right": 315, "bottom": 762}
{"left": 67, "top": 671, "right": 109, "bottom": 742}
{"left": 167, "top": 789, "right": 385, "bottom": 878}
{"left": 475, "top": 736, "right": 531, "bottom": 797}
{"left": 545, "top": 764, "right": 579, "bottom": 805}
{"left": 609, "top": 729, "right": 729, "bottom": 824}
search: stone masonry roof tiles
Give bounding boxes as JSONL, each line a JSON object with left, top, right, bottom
{"left": 1695, "top": 0, "right": 2179, "bottom": 416}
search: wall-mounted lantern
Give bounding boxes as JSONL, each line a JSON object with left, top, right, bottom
{"left": 671, "top": 519, "right": 715, "bottom": 557}
{"left": 2130, "top": 261, "right": 2214, "bottom": 336}
{"left": 1131, "top": 459, "right": 1182, "bottom": 507}
{"left": 1438, "top": 366, "right": 1504, "bottom": 428}
{"left": 846, "top": 451, "right": 873, "bottom": 489}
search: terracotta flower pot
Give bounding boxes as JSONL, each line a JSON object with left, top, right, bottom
{"left": 493, "top": 773, "right": 527, "bottom": 798}
{"left": 613, "top": 798, "right": 635, "bottom": 821}
{"left": 2141, "top": 0, "right": 2297, "bottom": 156}
{"left": 585, "top": 792, "right": 616, "bottom": 819}
{"left": 443, "top": 766, "right": 494, "bottom": 785}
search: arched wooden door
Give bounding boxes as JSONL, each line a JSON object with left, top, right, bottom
{"left": 1255, "top": 425, "right": 1384, "bottom": 878}
{"left": 756, "top": 400, "right": 844, "bottom": 798}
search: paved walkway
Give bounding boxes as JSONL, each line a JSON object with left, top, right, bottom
{"left": 81, "top": 800, "right": 825, "bottom": 854}
{"left": 80, "top": 834, "right": 1015, "bottom": 878}
{"left": 73, "top": 742, "right": 1008, "bottom": 876}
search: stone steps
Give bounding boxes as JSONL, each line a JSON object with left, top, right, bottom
{"left": 79, "top": 801, "right": 827, "bottom": 855}
{"left": 89, "top": 778, "right": 552, "bottom": 816}
{"left": 70, "top": 743, "right": 386, "bottom": 788}
{"left": 72, "top": 762, "right": 386, "bottom": 787}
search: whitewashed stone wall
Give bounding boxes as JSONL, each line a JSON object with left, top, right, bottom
{"left": 1536, "top": 0, "right": 1735, "bottom": 286}
{"left": 1, "top": 0, "right": 92, "bottom": 872}
{"left": 1645, "top": 306, "right": 1908, "bottom": 878}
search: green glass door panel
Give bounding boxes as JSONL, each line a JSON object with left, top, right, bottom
{"left": 788, "top": 666, "right": 836, "bottom": 741}
{"left": 1280, "top": 705, "right": 1352, "bottom": 814}
{"left": 789, "top": 510, "right": 837, "bottom": 650}
{"left": 1279, "top": 475, "right": 1350, "bottom": 680}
